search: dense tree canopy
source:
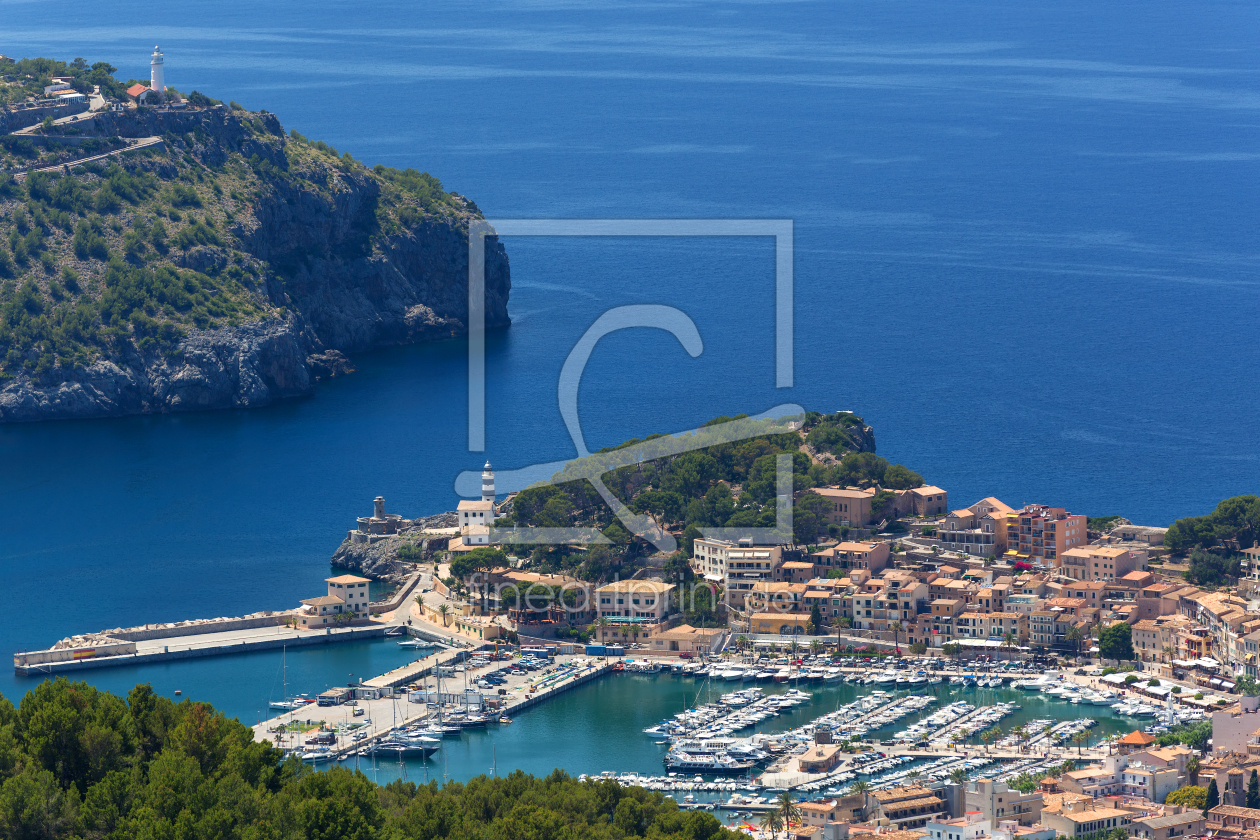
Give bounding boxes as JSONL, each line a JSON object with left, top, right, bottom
{"left": 1182, "top": 548, "right": 1243, "bottom": 587}
{"left": 498, "top": 412, "right": 927, "bottom": 581}
{"left": 1166, "top": 495, "right": 1260, "bottom": 553}
{"left": 1098, "top": 622, "right": 1134, "bottom": 663}
{"left": 0, "top": 678, "right": 737, "bottom": 840}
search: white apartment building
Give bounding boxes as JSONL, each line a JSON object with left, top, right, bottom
{"left": 692, "top": 537, "right": 783, "bottom": 610}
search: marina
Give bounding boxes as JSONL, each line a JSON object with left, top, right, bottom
{"left": 242, "top": 650, "right": 1168, "bottom": 789}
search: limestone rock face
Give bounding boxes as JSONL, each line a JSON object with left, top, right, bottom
{"left": 0, "top": 108, "right": 510, "bottom": 423}
{"left": 330, "top": 513, "right": 457, "bottom": 581}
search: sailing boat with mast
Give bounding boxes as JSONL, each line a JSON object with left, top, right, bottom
{"left": 269, "top": 646, "right": 305, "bottom": 710}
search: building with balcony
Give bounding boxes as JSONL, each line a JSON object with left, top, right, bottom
{"left": 692, "top": 537, "right": 784, "bottom": 610}
{"left": 810, "top": 541, "right": 891, "bottom": 574}
{"left": 1058, "top": 546, "right": 1141, "bottom": 581}
{"left": 872, "top": 786, "right": 949, "bottom": 829}
{"left": 939, "top": 498, "right": 1013, "bottom": 557}
{"left": 964, "top": 779, "right": 1044, "bottom": 826}
{"left": 1004, "top": 505, "right": 1087, "bottom": 564}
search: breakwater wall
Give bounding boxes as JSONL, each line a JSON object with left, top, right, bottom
{"left": 15, "top": 640, "right": 138, "bottom": 667}
{"left": 109, "top": 615, "right": 288, "bottom": 642}
{"left": 15, "top": 625, "right": 386, "bottom": 676}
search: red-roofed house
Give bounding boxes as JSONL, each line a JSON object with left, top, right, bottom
{"left": 127, "top": 83, "right": 158, "bottom": 104}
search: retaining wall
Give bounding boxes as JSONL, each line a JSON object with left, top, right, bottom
{"left": 369, "top": 570, "right": 425, "bottom": 615}
{"left": 109, "top": 615, "right": 287, "bottom": 642}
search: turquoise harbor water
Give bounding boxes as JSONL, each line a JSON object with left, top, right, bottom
{"left": 319, "top": 674, "right": 1142, "bottom": 786}
{"left": 0, "top": 0, "right": 1257, "bottom": 780}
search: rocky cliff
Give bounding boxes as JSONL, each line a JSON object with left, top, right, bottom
{"left": 330, "top": 512, "right": 456, "bottom": 581}
{"left": 0, "top": 105, "right": 510, "bottom": 422}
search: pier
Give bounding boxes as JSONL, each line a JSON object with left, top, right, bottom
{"left": 250, "top": 652, "right": 614, "bottom": 762}
{"left": 14, "top": 623, "right": 390, "bottom": 676}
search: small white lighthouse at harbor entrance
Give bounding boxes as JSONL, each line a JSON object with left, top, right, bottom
{"left": 150, "top": 45, "right": 165, "bottom": 94}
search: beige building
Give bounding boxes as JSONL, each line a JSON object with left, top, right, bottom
{"left": 648, "top": 624, "right": 725, "bottom": 655}
{"left": 871, "top": 786, "right": 949, "bottom": 829}
{"left": 298, "top": 574, "right": 372, "bottom": 628}
{"left": 904, "top": 486, "right": 949, "bottom": 517}
{"left": 691, "top": 537, "right": 784, "bottom": 610}
{"left": 595, "top": 580, "right": 675, "bottom": 622}
{"left": 750, "top": 612, "right": 813, "bottom": 635}
{"left": 939, "top": 498, "right": 1013, "bottom": 557}
{"left": 812, "top": 541, "right": 891, "bottom": 574}
{"left": 964, "top": 779, "right": 1044, "bottom": 826}
{"left": 745, "top": 581, "right": 810, "bottom": 614}
{"left": 1040, "top": 798, "right": 1132, "bottom": 839}
{"left": 1005, "top": 505, "right": 1087, "bottom": 564}
{"left": 1129, "top": 810, "right": 1205, "bottom": 840}
{"left": 810, "top": 487, "right": 878, "bottom": 527}
{"left": 1058, "top": 546, "right": 1141, "bottom": 581}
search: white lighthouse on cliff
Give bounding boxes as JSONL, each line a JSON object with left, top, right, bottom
{"left": 150, "top": 46, "right": 165, "bottom": 94}
{"left": 481, "top": 461, "right": 496, "bottom": 505}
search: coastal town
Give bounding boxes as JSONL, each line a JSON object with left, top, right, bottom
{"left": 17, "top": 447, "right": 1260, "bottom": 840}
{"left": 0, "top": 5, "right": 1253, "bottom": 837}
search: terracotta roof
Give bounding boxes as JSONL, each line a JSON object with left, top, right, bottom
{"left": 1118, "top": 730, "right": 1157, "bottom": 746}
{"left": 126, "top": 83, "right": 149, "bottom": 97}
{"left": 326, "top": 574, "right": 371, "bottom": 584}
{"left": 301, "top": 595, "right": 345, "bottom": 606}
{"left": 1210, "top": 805, "right": 1260, "bottom": 819}
{"left": 873, "top": 785, "right": 938, "bottom": 802}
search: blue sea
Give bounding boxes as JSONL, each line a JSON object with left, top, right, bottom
{"left": 0, "top": 0, "right": 1256, "bottom": 748}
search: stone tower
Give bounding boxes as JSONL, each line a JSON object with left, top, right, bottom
{"left": 481, "top": 461, "right": 495, "bottom": 505}
{"left": 374, "top": 496, "right": 385, "bottom": 519}
{"left": 150, "top": 46, "right": 165, "bottom": 93}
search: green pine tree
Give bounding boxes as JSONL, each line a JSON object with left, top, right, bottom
{"left": 1248, "top": 770, "right": 1260, "bottom": 810}
{"left": 1206, "top": 777, "right": 1219, "bottom": 816}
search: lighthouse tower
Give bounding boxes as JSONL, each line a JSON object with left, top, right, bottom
{"left": 150, "top": 46, "right": 165, "bottom": 94}
{"left": 481, "top": 461, "right": 496, "bottom": 506}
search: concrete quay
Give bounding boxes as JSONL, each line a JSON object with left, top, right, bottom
{"left": 251, "top": 653, "right": 613, "bottom": 762}
{"left": 14, "top": 624, "right": 390, "bottom": 676}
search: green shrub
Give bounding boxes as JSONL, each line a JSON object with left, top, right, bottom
{"left": 172, "top": 219, "right": 223, "bottom": 250}
{"left": 166, "top": 183, "right": 202, "bottom": 208}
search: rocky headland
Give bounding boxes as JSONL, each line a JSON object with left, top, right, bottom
{"left": 0, "top": 100, "right": 510, "bottom": 422}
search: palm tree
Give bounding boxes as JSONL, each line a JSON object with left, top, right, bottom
{"left": 1188, "top": 755, "right": 1201, "bottom": 786}
{"left": 759, "top": 809, "right": 784, "bottom": 838}
{"left": 595, "top": 616, "right": 609, "bottom": 643}
{"left": 1073, "top": 730, "right": 1088, "bottom": 756}
{"left": 1065, "top": 624, "right": 1084, "bottom": 661}
{"left": 1011, "top": 726, "right": 1029, "bottom": 754}
{"left": 810, "top": 639, "right": 822, "bottom": 656}
{"left": 776, "top": 791, "right": 802, "bottom": 831}
{"left": 980, "top": 729, "right": 994, "bottom": 752}
{"left": 949, "top": 767, "right": 967, "bottom": 785}
{"left": 891, "top": 621, "right": 903, "bottom": 653}
{"left": 906, "top": 769, "right": 922, "bottom": 782}
{"left": 437, "top": 603, "right": 451, "bottom": 627}
{"left": 736, "top": 634, "right": 749, "bottom": 653}
{"left": 414, "top": 594, "right": 426, "bottom": 615}
{"left": 1001, "top": 632, "right": 1017, "bottom": 661}
{"left": 848, "top": 780, "right": 871, "bottom": 796}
